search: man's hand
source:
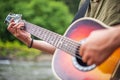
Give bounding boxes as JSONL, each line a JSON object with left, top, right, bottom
{"left": 7, "top": 19, "right": 32, "bottom": 46}
{"left": 80, "top": 27, "right": 120, "bottom": 66}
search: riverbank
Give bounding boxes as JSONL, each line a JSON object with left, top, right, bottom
{"left": 0, "top": 60, "right": 56, "bottom": 80}
{"left": 0, "top": 54, "right": 57, "bottom": 80}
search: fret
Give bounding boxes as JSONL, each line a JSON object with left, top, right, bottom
{"left": 67, "top": 41, "right": 74, "bottom": 53}
{"left": 36, "top": 28, "right": 42, "bottom": 39}
{"left": 60, "top": 37, "right": 64, "bottom": 50}
{"left": 34, "top": 27, "right": 40, "bottom": 37}
{"left": 37, "top": 27, "right": 43, "bottom": 37}
{"left": 42, "top": 30, "right": 47, "bottom": 41}
{"left": 55, "top": 35, "right": 62, "bottom": 48}
{"left": 30, "top": 27, "right": 36, "bottom": 34}
{"left": 53, "top": 34, "right": 60, "bottom": 48}
{"left": 69, "top": 43, "right": 77, "bottom": 54}
{"left": 47, "top": 33, "right": 58, "bottom": 47}
{"left": 44, "top": 31, "right": 50, "bottom": 42}
{"left": 61, "top": 38, "right": 70, "bottom": 52}
{"left": 48, "top": 34, "right": 53, "bottom": 44}
{"left": 59, "top": 37, "right": 79, "bottom": 55}
{"left": 72, "top": 41, "right": 80, "bottom": 54}
{"left": 47, "top": 32, "right": 55, "bottom": 44}
{"left": 56, "top": 37, "right": 63, "bottom": 49}
{"left": 61, "top": 38, "right": 69, "bottom": 50}
{"left": 67, "top": 39, "right": 72, "bottom": 51}
{"left": 50, "top": 34, "right": 56, "bottom": 46}
{"left": 44, "top": 29, "right": 51, "bottom": 41}
{"left": 40, "top": 29, "right": 45, "bottom": 39}
{"left": 63, "top": 38, "right": 69, "bottom": 51}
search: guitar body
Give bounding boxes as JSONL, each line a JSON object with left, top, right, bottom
{"left": 52, "top": 18, "right": 120, "bottom": 80}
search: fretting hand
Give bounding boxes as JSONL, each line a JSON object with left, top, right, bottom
{"left": 7, "top": 19, "right": 32, "bottom": 46}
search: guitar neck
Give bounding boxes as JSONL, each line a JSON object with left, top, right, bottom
{"left": 23, "top": 20, "right": 80, "bottom": 55}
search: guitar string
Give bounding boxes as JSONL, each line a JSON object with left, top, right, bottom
{"left": 54, "top": 37, "right": 119, "bottom": 65}
{"left": 68, "top": 37, "right": 120, "bottom": 63}
{"left": 25, "top": 20, "right": 81, "bottom": 49}
{"left": 61, "top": 36, "right": 82, "bottom": 59}
{"left": 25, "top": 21, "right": 120, "bottom": 64}
{"left": 25, "top": 21, "right": 83, "bottom": 60}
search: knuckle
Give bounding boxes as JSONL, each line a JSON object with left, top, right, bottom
{"left": 95, "top": 59, "right": 102, "bottom": 65}
{"left": 81, "top": 43, "right": 87, "bottom": 50}
{"left": 82, "top": 56, "right": 87, "bottom": 63}
{"left": 17, "top": 27, "right": 20, "bottom": 29}
{"left": 15, "top": 33, "right": 20, "bottom": 37}
{"left": 87, "top": 61, "right": 92, "bottom": 65}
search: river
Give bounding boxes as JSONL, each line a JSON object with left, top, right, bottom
{"left": 0, "top": 59, "right": 57, "bottom": 80}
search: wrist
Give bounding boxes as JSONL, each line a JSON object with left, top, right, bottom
{"left": 23, "top": 37, "right": 32, "bottom": 47}
{"left": 28, "top": 38, "right": 34, "bottom": 48}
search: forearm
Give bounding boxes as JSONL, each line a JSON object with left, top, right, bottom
{"left": 31, "top": 40, "right": 56, "bottom": 54}
{"left": 111, "top": 25, "right": 120, "bottom": 48}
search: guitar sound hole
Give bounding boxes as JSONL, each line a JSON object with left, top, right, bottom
{"left": 72, "top": 39, "right": 96, "bottom": 71}
{"left": 72, "top": 53, "right": 96, "bottom": 71}
{"left": 75, "top": 53, "right": 88, "bottom": 67}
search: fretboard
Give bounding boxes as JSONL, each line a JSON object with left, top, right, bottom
{"left": 23, "top": 20, "right": 80, "bottom": 56}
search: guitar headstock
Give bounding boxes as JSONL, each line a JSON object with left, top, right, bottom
{"left": 5, "top": 13, "right": 22, "bottom": 25}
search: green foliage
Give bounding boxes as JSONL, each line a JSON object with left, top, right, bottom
{"left": 0, "top": 0, "right": 74, "bottom": 41}
{"left": 0, "top": 41, "right": 41, "bottom": 60}
{"left": 14, "top": 0, "right": 73, "bottom": 34}
{"left": 57, "top": 0, "right": 80, "bottom": 14}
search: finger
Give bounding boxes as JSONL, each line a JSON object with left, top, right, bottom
{"left": 7, "top": 22, "right": 15, "bottom": 30}
{"left": 82, "top": 52, "right": 90, "bottom": 63}
{"left": 7, "top": 19, "right": 15, "bottom": 31}
{"left": 14, "top": 23, "right": 25, "bottom": 37}
{"left": 87, "top": 59, "right": 94, "bottom": 66}
{"left": 94, "top": 59, "right": 102, "bottom": 66}
{"left": 13, "top": 24, "right": 21, "bottom": 37}
{"left": 13, "top": 23, "right": 20, "bottom": 29}
{"left": 16, "top": 22, "right": 25, "bottom": 31}
{"left": 9, "top": 23, "right": 20, "bottom": 34}
{"left": 10, "top": 18, "right": 14, "bottom": 23}
{"left": 19, "top": 22, "right": 24, "bottom": 25}
{"left": 79, "top": 44, "right": 86, "bottom": 56}
{"left": 19, "top": 22, "right": 25, "bottom": 30}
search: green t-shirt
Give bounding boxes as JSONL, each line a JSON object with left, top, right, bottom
{"left": 79, "top": 0, "right": 120, "bottom": 26}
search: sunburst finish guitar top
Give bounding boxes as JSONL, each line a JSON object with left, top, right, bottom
{"left": 52, "top": 18, "right": 120, "bottom": 80}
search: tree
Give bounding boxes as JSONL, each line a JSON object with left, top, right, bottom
{"left": 0, "top": 0, "right": 73, "bottom": 41}
{"left": 56, "top": 0, "right": 80, "bottom": 14}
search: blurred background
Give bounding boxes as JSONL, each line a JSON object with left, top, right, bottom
{"left": 0, "top": 0, "right": 80, "bottom": 80}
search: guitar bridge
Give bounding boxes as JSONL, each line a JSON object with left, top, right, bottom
{"left": 111, "top": 60, "right": 120, "bottom": 80}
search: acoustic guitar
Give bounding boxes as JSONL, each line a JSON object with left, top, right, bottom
{"left": 5, "top": 13, "right": 120, "bottom": 80}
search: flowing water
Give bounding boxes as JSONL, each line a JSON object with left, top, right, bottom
{"left": 0, "top": 60, "right": 57, "bottom": 80}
